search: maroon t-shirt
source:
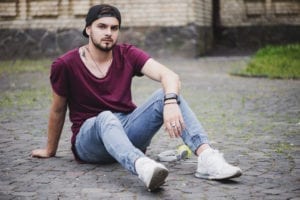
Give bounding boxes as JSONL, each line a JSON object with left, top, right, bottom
{"left": 50, "top": 44, "right": 151, "bottom": 144}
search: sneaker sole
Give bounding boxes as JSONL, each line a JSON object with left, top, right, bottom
{"left": 147, "top": 167, "right": 169, "bottom": 191}
{"left": 195, "top": 170, "right": 242, "bottom": 180}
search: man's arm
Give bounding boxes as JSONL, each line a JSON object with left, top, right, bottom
{"left": 141, "top": 58, "right": 180, "bottom": 94}
{"left": 141, "top": 58, "right": 185, "bottom": 138}
{"left": 31, "top": 91, "right": 67, "bottom": 158}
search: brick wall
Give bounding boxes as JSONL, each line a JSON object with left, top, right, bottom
{"left": 0, "top": 0, "right": 299, "bottom": 59}
{"left": 0, "top": 0, "right": 214, "bottom": 59}
{"left": 0, "top": 0, "right": 212, "bottom": 29}
{"left": 215, "top": 0, "right": 300, "bottom": 52}
{"left": 220, "top": 0, "right": 300, "bottom": 27}
{"left": 194, "top": 0, "right": 213, "bottom": 26}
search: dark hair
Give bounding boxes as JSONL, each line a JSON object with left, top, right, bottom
{"left": 82, "top": 4, "right": 121, "bottom": 37}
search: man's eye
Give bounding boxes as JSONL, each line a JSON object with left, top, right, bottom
{"left": 112, "top": 26, "right": 119, "bottom": 31}
{"left": 98, "top": 25, "right": 106, "bottom": 29}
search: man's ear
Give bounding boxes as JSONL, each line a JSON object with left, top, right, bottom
{"left": 86, "top": 26, "right": 91, "bottom": 37}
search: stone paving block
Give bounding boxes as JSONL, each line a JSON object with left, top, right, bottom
{"left": 0, "top": 56, "right": 299, "bottom": 199}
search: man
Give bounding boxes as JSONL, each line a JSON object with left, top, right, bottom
{"left": 32, "top": 4, "right": 242, "bottom": 191}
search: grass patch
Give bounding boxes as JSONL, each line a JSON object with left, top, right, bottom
{"left": 231, "top": 43, "right": 300, "bottom": 79}
{"left": 0, "top": 87, "right": 51, "bottom": 108}
{"left": 0, "top": 59, "right": 51, "bottom": 75}
{"left": 0, "top": 59, "right": 52, "bottom": 108}
{"left": 272, "top": 142, "right": 294, "bottom": 154}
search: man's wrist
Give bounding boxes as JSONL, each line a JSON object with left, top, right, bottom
{"left": 164, "top": 102, "right": 178, "bottom": 106}
{"left": 164, "top": 93, "right": 180, "bottom": 105}
{"left": 46, "top": 146, "right": 56, "bottom": 157}
{"left": 164, "top": 93, "right": 178, "bottom": 102}
{"left": 164, "top": 99, "right": 178, "bottom": 105}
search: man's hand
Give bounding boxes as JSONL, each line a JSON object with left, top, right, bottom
{"left": 163, "top": 103, "right": 185, "bottom": 138}
{"left": 31, "top": 91, "right": 67, "bottom": 159}
{"left": 31, "top": 148, "right": 54, "bottom": 158}
{"left": 140, "top": 58, "right": 184, "bottom": 137}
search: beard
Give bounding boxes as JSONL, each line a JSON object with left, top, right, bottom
{"left": 90, "top": 32, "right": 117, "bottom": 52}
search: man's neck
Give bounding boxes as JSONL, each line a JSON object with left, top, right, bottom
{"left": 86, "top": 44, "right": 113, "bottom": 62}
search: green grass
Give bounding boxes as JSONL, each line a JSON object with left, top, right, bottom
{"left": 0, "top": 87, "right": 51, "bottom": 108}
{"left": 0, "top": 59, "right": 52, "bottom": 109}
{"left": 271, "top": 142, "right": 294, "bottom": 154}
{"left": 231, "top": 44, "right": 300, "bottom": 79}
{"left": 0, "top": 59, "right": 51, "bottom": 75}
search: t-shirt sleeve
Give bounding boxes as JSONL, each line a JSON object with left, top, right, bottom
{"left": 50, "top": 58, "right": 69, "bottom": 97}
{"left": 126, "top": 45, "right": 151, "bottom": 76}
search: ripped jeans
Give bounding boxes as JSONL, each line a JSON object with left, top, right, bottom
{"left": 74, "top": 89, "right": 209, "bottom": 174}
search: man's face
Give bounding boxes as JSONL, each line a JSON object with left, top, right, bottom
{"left": 86, "top": 17, "right": 119, "bottom": 52}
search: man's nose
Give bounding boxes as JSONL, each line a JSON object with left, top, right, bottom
{"left": 105, "top": 28, "right": 112, "bottom": 36}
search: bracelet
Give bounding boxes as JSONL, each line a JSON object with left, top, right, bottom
{"left": 164, "top": 102, "right": 178, "bottom": 105}
{"left": 164, "top": 93, "right": 178, "bottom": 102}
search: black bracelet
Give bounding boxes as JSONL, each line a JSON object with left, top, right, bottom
{"left": 164, "top": 93, "right": 178, "bottom": 102}
{"left": 164, "top": 102, "right": 179, "bottom": 105}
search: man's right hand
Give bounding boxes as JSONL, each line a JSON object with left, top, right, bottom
{"left": 31, "top": 92, "right": 67, "bottom": 159}
{"left": 31, "top": 148, "right": 54, "bottom": 158}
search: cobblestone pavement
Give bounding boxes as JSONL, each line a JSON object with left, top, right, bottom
{"left": 0, "top": 56, "right": 299, "bottom": 199}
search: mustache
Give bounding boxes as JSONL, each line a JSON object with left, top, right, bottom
{"left": 102, "top": 37, "right": 113, "bottom": 42}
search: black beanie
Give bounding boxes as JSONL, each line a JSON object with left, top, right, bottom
{"left": 82, "top": 4, "right": 121, "bottom": 38}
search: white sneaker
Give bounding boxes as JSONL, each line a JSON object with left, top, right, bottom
{"left": 135, "top": 157, "right": 169, "bottom": 191}
{"left": 195, "top": 148, "right": 242, "bottom": 180}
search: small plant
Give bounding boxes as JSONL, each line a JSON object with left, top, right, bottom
{"left": 231, "top": 44, "right": 300, "bottom": 79}
{"left": 272, "top": 142, "right": 294, "bottom": 154}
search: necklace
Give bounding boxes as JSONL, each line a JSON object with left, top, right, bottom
{"left": 84, "top": 46, "right": 112, "bottom": 77}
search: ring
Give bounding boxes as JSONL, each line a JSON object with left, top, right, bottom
{"left": 171, "top": 122, "right": 176, "bottom": 127}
